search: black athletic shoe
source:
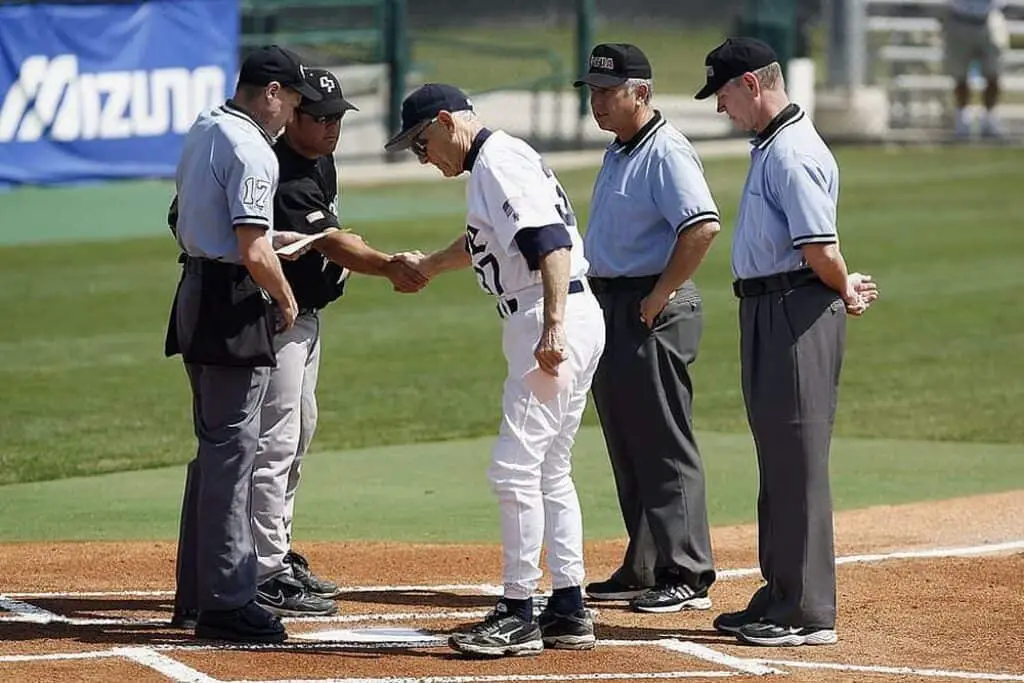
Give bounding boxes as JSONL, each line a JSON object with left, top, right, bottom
{"left": 286, "top": 550, "right": 342, "bottom": 599}
{"left": 584, "top": 577, "right": 651, "bottom": 601}
{"left": 713, "top": 608, "right": 763, "bottom": 635}
{"left": 736, "top": 620, "right": 838, "bottom": 646}
{"left": 631, "top": 583, "right": 712, "bottom": 613}
{"left": 169, "top": 607, "right": 198, "bottom": 630}
{"left": 257, "top": 574, "right": 338, "bottom": 617}
{"left": 195, "top": 600, "right": 287, "bottom": 644}
{"left": 538, "top": 608, "right": 596, "bottom": 650}
{"left": 448, "top": 602, "right": 543, "bottom": 658}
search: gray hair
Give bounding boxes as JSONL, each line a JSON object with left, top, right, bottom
{"left": 453, "top": 110, "right": 478, "bottom": 123}
{"left": 753, "top": 62, "right": 784, "bottom": 90}
{"left": 625, "top": 78, "right": 654, "bottom": 104}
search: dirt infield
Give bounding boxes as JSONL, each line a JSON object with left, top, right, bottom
{"left": 2, "top": 490, "right": 1023, "bottom": 682}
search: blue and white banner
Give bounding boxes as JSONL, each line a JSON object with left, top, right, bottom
{"left": 0, "top": 0, "right": 238, "bottom": 188}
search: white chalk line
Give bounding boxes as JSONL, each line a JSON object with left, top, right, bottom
{"left": 753, "top": 658, "right": 1024, "bottom": 682}
{"left": 657, "top": 639, "right": 780, "bottom": 676}
{"left": 6, "top": 539, "right": 1022, "bottom": 600}
{"left": 116, "top": 646, "right": 219, "bottom": 683}
{"left": 0, "top": 595, "right": 65, "bottom": 623}
{"left": 0, "top": 608, "right": 493, "bottom": 627}
{"left": 229, "top": 674, "right": 745, "bottom": 683}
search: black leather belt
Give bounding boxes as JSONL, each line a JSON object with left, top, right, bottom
{"left": 298, "top": 307, "right": 318, "bottom": 316}
{"left": 588, "top": 274, "right": 660, "bottom": 295}
{"left": 497, "top": 279, "right": 584, "bottom": 319}
{"left": 732, "top": 268, "right": 820, "bottom": 299}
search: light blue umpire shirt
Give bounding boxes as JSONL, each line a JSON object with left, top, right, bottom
{"left": 585, "top": 112, "right": 720, "bottom": 278}
{"left": 175, "top": 102, "right": 279, "bottom": 263}
{"left": 732, "top": 104, "right": 839, "bottom": 280}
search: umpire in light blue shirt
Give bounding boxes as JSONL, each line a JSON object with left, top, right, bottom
{"left": 165, "top": 45, "right": 322, "bottom": 644}
{"left": 574, "top": 44, "right": 721, "bottom": 614}
{"left": 696, "top": 38, "right": 878, "bottom": 647}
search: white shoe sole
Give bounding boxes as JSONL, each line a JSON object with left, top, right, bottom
{"left": 449, "top": 638, "right": 544, "bottom": 657}
{"left": 542, "top": 633, "right": 597, "bottom": 650}
{"left": 738, "top": 629, "right": 838, "bottom": 647}
{"left": 586, "top": 589, "right": 649, "bottom": 601}
{"left": 633, "top": 597, "right": 713, "bottom": 613}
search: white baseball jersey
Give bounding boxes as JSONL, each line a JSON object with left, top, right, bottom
{"left": 465, "top": 130, "right": 588, "bottom": 297}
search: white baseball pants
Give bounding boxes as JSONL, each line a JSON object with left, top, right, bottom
{"left": 488, "top": 285, "right": 606, "bottom": 600}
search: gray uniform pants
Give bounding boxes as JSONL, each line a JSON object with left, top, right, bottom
{"left": 173, "top": 267, "right": 270, "bottom": 612}
{"left": 740, "top": 282, "right": 846, "bottom": 629}
{"left": 590, "top": 278, "right": 716, "bottom": 590}
{"left": 254, "top": 312, "right": 321, "bottom": 583}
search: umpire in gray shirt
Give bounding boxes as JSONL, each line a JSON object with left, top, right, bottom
{"left": 696, "top": 38, "right": 878, "bottom": 647}
{"left": 574, "top": 44, "right": 720, "bottom": 614}
{"left": 166, "top": 45, "right": 321, "bottom": 644}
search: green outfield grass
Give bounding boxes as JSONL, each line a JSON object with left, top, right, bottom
{"left": 1, "top": 427, "right": 1020, "bottom": 543}
{"left": 0, "top": 146, "right": 1023, "bottom": 491}
{"left": 412, "top": 23, "right": 728, "bottom": 94}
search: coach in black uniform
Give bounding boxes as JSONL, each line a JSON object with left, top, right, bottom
{"left": 251, "top": 68, "right": 428, "bottom": 618}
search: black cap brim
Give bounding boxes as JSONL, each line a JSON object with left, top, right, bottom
{"left": 289, "top": 80, "right": 323, "bottom": 102}
{"left": 384, "top": 118, "right": 431, "bottom": 153}
{"left": 301, "top": 97, "right": 359, "bottom": 116}
{"left": 573, "top": 73, "right": 628, "bottom": 88}
{"left": 694, "top": 78, "right": 726, "bottom": 100}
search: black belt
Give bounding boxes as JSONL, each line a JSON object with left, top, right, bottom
{"left": 298, "top": 307, "right": 319, "bottom": 316}
{"left": 732, "top": 268, "right": 820, "bottom": 299}
{"left": 497, "top": 279, "right": 584, "bottom": 319}
{"left": 587, "top": 274, "right": 660, "bottom": 295}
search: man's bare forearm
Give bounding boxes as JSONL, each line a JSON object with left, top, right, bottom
{"left": 315, "top": 231, "right": 390, "bottom": 276}
{"left": 421, "top": 234, "right": 472, "bottom": 276}
{"left": 801, "top": 243, "right": 854, "bottom": 300}
{"left": 652, "top": 220, "right": 720, "bottom": 300}
{"left": 539, "top": 247, "right": 571, "bottom": 327}
{"left": 238, "top": 226, "right": 295, "bottom": 306}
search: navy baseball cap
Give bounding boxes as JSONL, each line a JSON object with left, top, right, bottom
{"left": 573, "top": 43, "right": 652, "bottom": 88}
{"left": 239, "top": 45, "right": 322, "bottom": 102}
{"left": 695, "top": 37, "right": 778, "bottom": 100}
{"left": 298, "top": 68, "right": 358, "bottom": 116}
{"left": 384, "top": 83, "right": 473, "bottom": 152}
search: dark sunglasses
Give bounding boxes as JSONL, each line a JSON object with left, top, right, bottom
{"left": 410, "top": 117, "right": 437, "bottom": 161}
{"left": 301, "top": 111, "right": 344, "bottom": 125}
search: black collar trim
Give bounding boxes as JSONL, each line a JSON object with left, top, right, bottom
{"left": 611, "top": 111, "right": 666, "bottom": 156}
{"left": 754, "top": 104, "right": 803, "bottom": 150}
{"left": 222, "top": 100, "right": 274, "bottom": 145}
{"left": 464, "top": 128, "right": 494, "bottom": 172}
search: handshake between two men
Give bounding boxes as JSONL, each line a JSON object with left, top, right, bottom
{"left": 273, "top": 229, "right": 432, "bottom": 294}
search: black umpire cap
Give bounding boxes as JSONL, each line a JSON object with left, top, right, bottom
{"left": 298, "top": 68, "right": 359, "bottom": 116}
{"left": 239, "top": 45, "right": 322, "bottom": 102}
{"left": 573, "top": 43, "right": 652, "bottom": 89}
{"left": 695, "top": 37, "right": 778, "bottom": 100}
{"left": 384, "top": 83, "right": 473, "bottom": 152}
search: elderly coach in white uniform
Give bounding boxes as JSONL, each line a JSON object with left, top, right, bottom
{"left": 166, "top": 45, "right": 321, "bottom": 644}
{"left": 385, "top": 83, "right": 605, "bottom": 658}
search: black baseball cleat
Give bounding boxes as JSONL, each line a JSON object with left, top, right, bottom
{"left": 448, "top": 602, "right": 543, "bottom": 658}
{"left": 170, "top": 607, "right": 198, "bottom": 630}
{"left": 713, "top": 608, "right": 763, "bottom": 635}
{"left": 286, "top": 550, "right": 342, "bottom": 599}
{"left": 585, "top": 577, "right": 651, "bottom": 601}
{"left": 631, "top": 583, "right": 712, "bottom": 613}
{"left": 538, "top": 608, "right": 596, "bottom": 650}
{"left": 735, "top": 620, "right": 838, "bottom": 646}
{"left": 257, "top": 574, "right": 338, "bottom": 617}
{"left": 195, "top": 601, "right": 287, "bottom": 644}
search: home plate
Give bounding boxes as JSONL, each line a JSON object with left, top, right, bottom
{"left": 294, "top": 627, "right": 445, "bottom": 645}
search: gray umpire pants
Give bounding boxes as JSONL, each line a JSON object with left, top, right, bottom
{"left": 253, "top": 312, "right": 321, "bottom": 584}
{"left": 590, "top": 277, "right": 716, "bottom": 590}
{"left": 740, "top": 281, "right": 846, "bottom": 629}
{"left": 173, "top": 269, "right": 270, "bottom": 613}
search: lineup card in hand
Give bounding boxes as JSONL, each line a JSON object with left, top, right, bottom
{"left": 274, "top": 228, "right": 337, "bottom": 257}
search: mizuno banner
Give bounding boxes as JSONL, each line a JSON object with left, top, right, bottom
{"left": 0, "top": 0, "right": 238, "bottom": 188}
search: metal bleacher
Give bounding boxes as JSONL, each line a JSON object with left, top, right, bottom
{"left": 864, "top": 0, "right": 1024, "bottom": 130}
